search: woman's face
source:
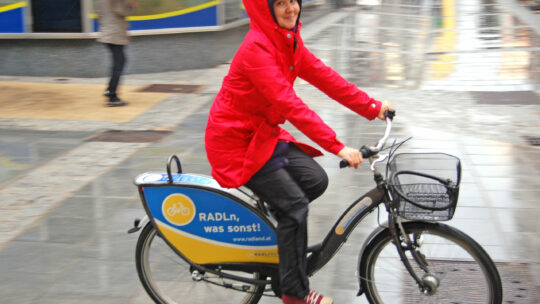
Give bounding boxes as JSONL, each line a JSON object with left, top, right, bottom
{"left": 273, "top": 0, "right": 300, "bottom": 30}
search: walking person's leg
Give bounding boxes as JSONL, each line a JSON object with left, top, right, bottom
{"left": 105, "top": 43, "right": 127, "bottom": 106}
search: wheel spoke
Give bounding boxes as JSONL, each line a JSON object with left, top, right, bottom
{"left": 135, "top": 224, "right": 266, "bottom": 304}
{"left": 360, "top": 222, "right": 502, "bottom": 304}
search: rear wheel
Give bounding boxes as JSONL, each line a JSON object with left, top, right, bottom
{"left": 135, "top": 223, "right": 266, "bottom": 304}
{"left": 359, "top": 222, "right": 502, "bottom": 303}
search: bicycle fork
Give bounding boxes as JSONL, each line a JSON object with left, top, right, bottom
{"left": 388, "top": 212, "right": 440, "bottom": 295}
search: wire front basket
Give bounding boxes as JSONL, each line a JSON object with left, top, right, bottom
{"left": 387, "top": 153, "right": 461, "bottom": 221}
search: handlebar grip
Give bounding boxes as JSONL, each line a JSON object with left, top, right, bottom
{"left": 359, "top": 145, "right": 372, "bottom": 158}
{"left": 339, "top": 145, "right": 376, "bottom": 168}
{"left": 339, "top": 110, "right": 394, "bottom": 168}
{"left": 385, "top": 109, "right": 396, "bottom": 120}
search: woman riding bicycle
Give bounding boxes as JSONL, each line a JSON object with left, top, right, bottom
{"left": 205, "top": 0, "right": 394, "bottom": 303}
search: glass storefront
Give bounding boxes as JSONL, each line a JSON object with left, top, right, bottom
{"left": 0, "top": 0, "right": 248, "bottom": 34}
{"left": 32, "top": 0, "right": 82, "bottom": 32}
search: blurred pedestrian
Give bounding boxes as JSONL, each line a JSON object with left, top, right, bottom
{"left": 97, "top": 0, "right": 137, "bottom": 107}
{"left": 205, "top": 0, "right": 394, "bottom": 303}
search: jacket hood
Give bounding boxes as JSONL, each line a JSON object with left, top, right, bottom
{"left": 267, "top": 0, "right": 302, "bottom": 28}
{"left": 243, "top": 0, "right": 302, "bottom": 37}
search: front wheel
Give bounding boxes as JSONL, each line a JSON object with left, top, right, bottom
{"left": 358, "top": 221, "right": 502, "bottom": 303}
{"left": 135, "top": 223, "right": 266, "bottom": 304}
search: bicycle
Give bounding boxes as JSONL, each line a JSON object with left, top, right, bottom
{"left": 129, "top": 110, "right": 503, "bottom": 304}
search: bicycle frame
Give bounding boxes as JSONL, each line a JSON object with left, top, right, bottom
{"left": 133, "top": 167, "right": 390, "bottom": 284}
{"left": 308, "top": 113, "right": 395, "bottom": 276}
{"left": 306, "top": 186, "right": 385, "bottom": 275}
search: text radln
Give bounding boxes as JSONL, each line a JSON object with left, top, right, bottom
{"left": 199, "top": 212, "right": 239, "bottom": 222}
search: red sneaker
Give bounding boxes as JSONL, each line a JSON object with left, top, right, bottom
{"left": 282, "top": 290, "right": 333, "bottom": 304}
{"left": 305, "top": 290, "right": 333, "bottom": 304}
{"left": 282, "top": 294, "right": 306, "bottom": 304}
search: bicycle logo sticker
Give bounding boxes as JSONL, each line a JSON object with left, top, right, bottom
{"left": 162, "top": 194, "right": 196, "bottom": 226}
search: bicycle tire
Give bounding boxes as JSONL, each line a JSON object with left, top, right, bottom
{"left": 358, "top": 221, "right": 502, "bottom": 304}
{"left": 135, "top": 223, "right": 266, "bottom": 304}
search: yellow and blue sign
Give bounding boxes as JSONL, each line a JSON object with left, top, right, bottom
{"left": 140, "top": 175, "right": 279, "bottom": 264}
{"left": 92, "top": 1, "right": 220, "bottom": 32}
{"left": 0, "top": 1, "right": 227, "bottom": 34}
{"left": 162, "top": 193, "right": 197, "bottom": 226}
{"left": 0, "top": 1, "right": 26, "bottom": 33}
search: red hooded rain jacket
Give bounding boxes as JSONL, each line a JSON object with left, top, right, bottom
{"left": 205, "top": 0, "right": 382, "bottom": 188}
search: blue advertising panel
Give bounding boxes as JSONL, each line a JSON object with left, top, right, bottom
{"left": 137, "top": 172, "right": 278, "bottom": 264}
{"left": 145, "top": 187, "right": 276, "bottom": 246}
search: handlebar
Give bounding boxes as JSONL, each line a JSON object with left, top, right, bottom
{"left": 339, "top": 109, "right": 395, "bottom": 168}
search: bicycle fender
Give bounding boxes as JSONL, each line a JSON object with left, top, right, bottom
{"left": 357, "top": 223, "right": 388, "bottom": 296}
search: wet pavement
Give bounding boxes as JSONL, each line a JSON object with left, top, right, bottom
{"left": 311, "top": 0, "right": 540, "bottom": 91}
{"left": 1, "top": 0, "right": 539, "bottom": 303}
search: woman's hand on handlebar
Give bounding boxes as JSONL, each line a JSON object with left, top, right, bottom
{"left": 377, "top": 100, "right": 395, "bottom": 120}
{"left": 338, "top": 146, "right": 363, "bottom": 169}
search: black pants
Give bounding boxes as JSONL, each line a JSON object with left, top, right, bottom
{"left": 105, "top": 43, "right": 126, "bottom": 97}
{"left": 246, "top": 143, "right": 328, "bottom": 299}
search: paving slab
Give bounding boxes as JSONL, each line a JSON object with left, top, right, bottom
{"left": 0, "top": 82, "right": 169, "bottom": 122}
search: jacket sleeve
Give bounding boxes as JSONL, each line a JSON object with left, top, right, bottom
{"left": 297, "top": 47, "right": 381, "bottom": 120}
{"left": 242, "top": 43, "right": 345, "bottom": 155}
{"left": 111, "top": 0, "right": 133, "bottom": 17}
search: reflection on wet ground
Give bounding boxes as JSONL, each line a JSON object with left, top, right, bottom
{"left": 0, "top": 130, "right": 94, "bottom": 186}
{"left": 307, "top": 0, "right": 539, "bottom": 91}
